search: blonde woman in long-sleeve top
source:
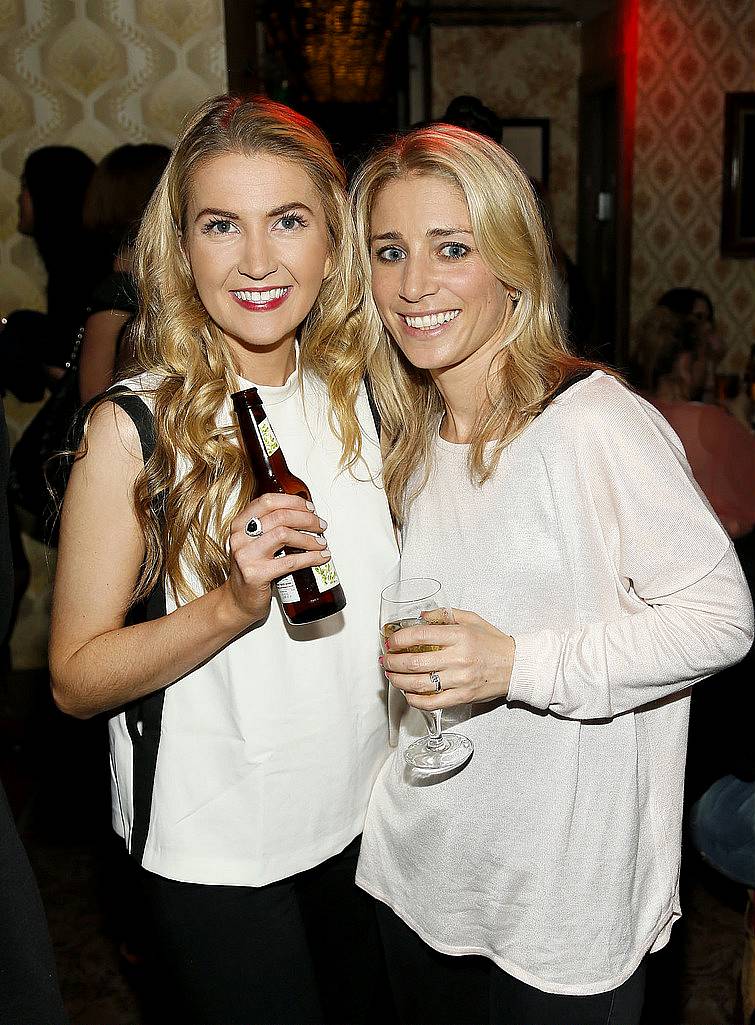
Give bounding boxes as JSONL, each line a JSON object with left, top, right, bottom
{"left": 346, "top": 124, "right": 754, "bottom": 1025}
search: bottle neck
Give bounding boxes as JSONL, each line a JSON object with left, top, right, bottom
{"left": 232, "top": 389, "right": 291, "bottom": 494}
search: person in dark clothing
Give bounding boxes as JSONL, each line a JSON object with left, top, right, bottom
{"left": 439, "top": 95, "right": 502, "bottom": 144}
{"left": 530, "top": 178, "right": 594, "bottom": 356}
{"left": 78, "top": 143, "right": 170, "bottom": 402}
{"left": 21, "top": 146, "right": 105, "bottom": 356}
{"left": 657, "top": 286, "right": 714, "bottom": 324}
{"left": 1, "top": 146, "right": 106, "bottom": 400}
{"left": 657, "top": 287, "right": 723, "bottom": 402}
{"left": 0, "top": 401, "right": 68, "bottom": 1025}
{"left": 7, "top": 147, "right": 170, "bottom": 542}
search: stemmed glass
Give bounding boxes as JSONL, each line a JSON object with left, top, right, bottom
{"left": 380, "top": 577, "right": 473, "bottom": 773}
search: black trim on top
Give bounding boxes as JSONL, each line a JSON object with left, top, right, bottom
{"left": 550, "top": 369, "right": 596, "bottom": 403}
{"left": 108, "top": 377, "right": 382, "bottom": 864}
{"left": 364, "top": 375, "right": 381, "bottom": 438}
{"left": 106, "top": 389, "right": 167, "bottom": 866}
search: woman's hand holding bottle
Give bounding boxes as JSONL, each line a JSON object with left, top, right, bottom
{"left": 221, "top": 493, "right": 332, "bottom": 629}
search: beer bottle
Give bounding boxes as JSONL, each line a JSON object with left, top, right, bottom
{"left": 231, "top": 386, "right": 347, "bottom": 625}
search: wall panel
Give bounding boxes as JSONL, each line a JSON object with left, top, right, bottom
{"left": 0, "top": 0, "right": 226, "bottom": 669}
{"left": 432, "top": 24, "right": 581, "bottom": 260}
{"left": 0, "top": 0, "right": 227, "bottom": 315}
{"left": 631, "top": 0, "right": 755, "bottom": 361}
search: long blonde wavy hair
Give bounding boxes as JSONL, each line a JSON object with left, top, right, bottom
{"left": 113, "top": 95, "right": 362, "bottom": 605}
{"left": 346, "top": 124, "right": 610, "bottom": 523}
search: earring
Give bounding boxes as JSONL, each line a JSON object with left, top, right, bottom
{"left": 510, "top": 289, "right": 521, "bottom": 309}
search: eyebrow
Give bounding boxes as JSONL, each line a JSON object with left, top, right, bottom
{"left": 267, "top": 201, "right": 315, "bottom": 217}
{"left": 428, "top": 226, "right": 473, "bottom": 238}
{"left": 370, "top": 226, "right": 474, "bottom": 243}
{"left": 194, "top": 202, "right": 315, "bottom": 223}
{"left": 195, "top": 207, "right": 239, "bottom": 222}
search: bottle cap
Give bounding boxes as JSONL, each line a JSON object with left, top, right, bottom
{"left": 231, "top": 386, "right": 261, "bottom": 412}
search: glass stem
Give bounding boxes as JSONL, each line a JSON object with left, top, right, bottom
{"left": 425, "top": 710, "right": 447, "bottom": 751}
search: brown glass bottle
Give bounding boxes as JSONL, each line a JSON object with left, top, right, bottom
{"left": 231, "top": 386, "right": 347, "bottom": 625}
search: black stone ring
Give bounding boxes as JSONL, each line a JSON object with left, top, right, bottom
{"left": 245, "top": 517, "right": 264, "bottom": 538}
{"left": 430, "top": 671, "right": 442, "bottom": 692}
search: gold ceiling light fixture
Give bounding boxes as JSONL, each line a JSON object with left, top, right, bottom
{"left": 267, "top": 0, "right": 405, "bottom": 104}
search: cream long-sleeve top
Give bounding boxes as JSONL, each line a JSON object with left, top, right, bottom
{"left": 356, "top": 371, "right": 754, "bottom": 996}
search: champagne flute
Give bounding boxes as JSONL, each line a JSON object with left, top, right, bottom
{"left": 380, "top": 577, "right": 473, "bottom": 773}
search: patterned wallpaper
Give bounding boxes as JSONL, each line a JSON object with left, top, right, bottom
{"left": 631, "top": 0, "right": 755, "bottom": 363}
{"left": 0, "top": 0, "right": 227, "bottom": 316}
{"left": 0, "top": 0, "right": 226, "bottom": 669}
{"left": 431, "top": 24, "right": 580, "bottom": 260}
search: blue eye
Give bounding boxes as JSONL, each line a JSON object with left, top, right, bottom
{"left": 377, "top": 246, "right": 405, "bottom": 262}
{"left": 440, "top": 242, "right": 468, "bottom": 260}
{"left": 276, "top": 212, "right": 307, "bottom": 230}
{"left": 202, "top": 218, "right": 238, "bottom": 236}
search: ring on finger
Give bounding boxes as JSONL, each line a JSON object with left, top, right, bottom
{"left": 245, "top": 517, "right": 264, "bottom": 538}
{"left": 430, "top": 671, "right": 442, "bottom": 692}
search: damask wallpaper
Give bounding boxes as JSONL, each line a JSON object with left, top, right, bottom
{"left": 0, "top": 0, "right": 227, "bottom": 316}
{"left": 431, "top": 24, "right": 580, "bottom": 260}
{"left": 0, "top": 0, "right": 226, "bottom": 669}
{"left": 631, "top": 0, "right": 755, "bottom": 360}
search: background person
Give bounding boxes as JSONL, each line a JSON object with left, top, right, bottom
{"left": 632, "top": 305, "right": 755, "bottom": 539}
{"left": 49, "top": 95, "right": 396, "bottom": 1025}
{"left": 0, "top": 400, "right": 68, "bottom": 1025}
{"left": 347, "top": 124, "right": 753, "bottom": 1025}
{"left": 657, "top": 287, "right": 723, "bottom": 404}
{"left": 439, "top": 95, "right": 502, "bottom": 143}
{"left": 633, "top": 304, "right": 755, "bottom": 814}
{"left": 1, "top": 146, "right": 106, "bottom": 401}
{"left": 78, "top": 143, "right": 171, "bottom": 402}
{"left": 6, "top": 144, "right": 171, "bottom": 545}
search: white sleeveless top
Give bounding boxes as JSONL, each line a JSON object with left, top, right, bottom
{"left": 108, "top": 366, "right": 398, "bottom": 886}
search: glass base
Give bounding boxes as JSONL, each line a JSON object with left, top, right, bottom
{"left": 404, "top": 732, "right": 473, "bottom": 773}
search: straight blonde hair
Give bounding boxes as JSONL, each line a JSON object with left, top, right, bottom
{"left": 348, "top": 124, "right": 610, "bottom": 523}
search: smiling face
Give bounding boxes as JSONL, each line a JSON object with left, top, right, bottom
{"left": 184, "top": 151, "right": 331, "bottom": 371}
{"left": 369, "top": 173, "right": 515, "bottom": 381}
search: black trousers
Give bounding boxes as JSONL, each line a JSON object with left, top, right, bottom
{"left": 376, "top": 900, "right": 646, "bottom": 1025}
{"left": 141, "top": 835, "right": 395, "bottom": 1025}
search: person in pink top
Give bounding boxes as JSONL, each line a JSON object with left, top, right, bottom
{"left": 633, "top": 306, "right": 755, "bottom": 539}
{"left": 634, "top": 304, "right": 755, "bottom": 822}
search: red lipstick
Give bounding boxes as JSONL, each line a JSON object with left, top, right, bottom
{"left": 230, "top": 287, "right": 292, "bottom": 312}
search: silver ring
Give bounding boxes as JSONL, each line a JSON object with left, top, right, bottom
{"left": 430, "top": 671, "right": 442, "bottom": 692}
{"left": 245, "top": 517, "right": 264, "bottom": 538}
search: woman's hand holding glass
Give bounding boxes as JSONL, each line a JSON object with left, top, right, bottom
{"left": 381, "top": 579, "right": 474, "bottom": 772}
{"left": 382, "top": 609, "right": 515, "bottom": 711}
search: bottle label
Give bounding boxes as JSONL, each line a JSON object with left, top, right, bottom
{"left": 312, "top": 558, "right": 340, "bottom": 594}
{"left": 274, "top": 548, "right": 300, "bottom": 604}
{"left": 259, "top": 418, "right": 280, "bottom": 457}
{"left": 276, "top": 574, "right": 300, "bottom": 604}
